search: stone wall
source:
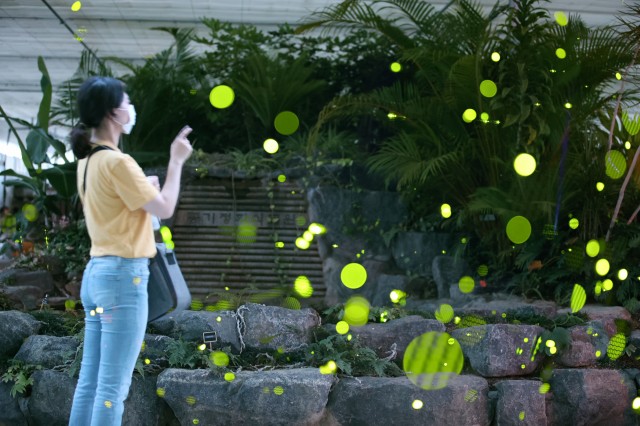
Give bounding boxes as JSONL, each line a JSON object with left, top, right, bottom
{"left": 1, "top": 297, "right": 639, "bottom": 425}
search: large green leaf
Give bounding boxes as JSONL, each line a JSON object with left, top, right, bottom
{"left": 26, "top": 129, "right": 50, "bottom": 165}
{"left": 0, "top": 169, "right": 41, "bottom": 194}
{"left": 39, "top": 163, "right": 77, "bottom": 199}
{"left": 37, "top": 56, "right": 52, "bottom": 131}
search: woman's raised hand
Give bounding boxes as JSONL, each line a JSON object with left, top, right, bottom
{"left": 170, "top": 126, "right": 193, "bottom": 166}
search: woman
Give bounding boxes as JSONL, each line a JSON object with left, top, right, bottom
{"left": 68, "top": 76, "right": 192, "bottom": 426}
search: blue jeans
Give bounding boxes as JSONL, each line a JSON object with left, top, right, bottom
{"left": 69, "top": 256, "right": 149, "bottom": 426}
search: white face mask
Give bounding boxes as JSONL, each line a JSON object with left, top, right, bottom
{"left": 115, "top": 104, "right": 136, "bottom": 134}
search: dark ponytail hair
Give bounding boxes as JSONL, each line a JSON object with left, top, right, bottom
{"left": 70, "top": 76, "right": 125, "bottom": 159}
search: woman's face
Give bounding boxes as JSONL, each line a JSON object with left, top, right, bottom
{"left": 113, "top": 93, "right": 132, "bottom": 125}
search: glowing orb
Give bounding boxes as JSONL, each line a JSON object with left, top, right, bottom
{"left": 211, "top": 351, "right": 229, "bottom": 367}
{"left": 491, "top": 52, "right": 501, "bottom": 62}
{"left": 554, "top": 11, "right": 568, "bottom": 26}
{"left": 440, "top": 203, "right": 452, "bottom": 218}
{"left": 295, "top": 238, "right": 310, "bottom": 250}
{"left": 607, "top": 333, "right": 626, "bottom": 360}
{"left": 506, "top": 216, "right": 532, "bottom": 244}
{"left": 303, "top": 231, "right": 314, "bottom": 242}
{"left": 319, "top": 360, "right": 337, "bottom": 375}
{"left": 343, "top": 296, "right": 370, "bottom": 326}
{"left": 616, "top": 72, "right": 622, "bottom": 80}
{"left": 157, "top": 388, "right": 166, "bottom": 397}
{"left": 435, "top": 304, "right": 454, "bottom": 323}
{"left": 556, "top": 48, "right": 566, "bottom": 59}
{"left": 618, "top": 269, "right": 628, "bottom": 280}
{"left": 390, "top": 62, "right": 402, "bottom": 72}
{"left": 633, "top": 397, "right": 640, "bottom": 410}
{"left": 274, "top": 111, "right": 299, "bottom": 135}
{"left": 462, "top": 109, "right": 477, "bottom": 123}
{"left": 209, "top": 85, "right": 235, "bottom": 109}
{"left": 626, "top": 141, "right": 632, "bottom": 150}
{"left": 336, "top": 321, "right": 349, "bottom": 334}
{"left": 603, "top": 279, "right": 613, "bottom": 291}
{"left": 263, "top": 138, "right": 279, "bottom": 154}
{"left": 236, "top": 217, "right": 257, "bottom": 244}
{"left": 390, "top": 289, "right": 406, "bottom": 304}
{"left": 277, "top": 174, "right": 286, "bottom": 183}
{"left": 519, "top": 412, "right": 526, "bottom": 421}
{"left": 480, "top": 112, "right": 489, "bottom": 122}
{"left": 308, "top": 223, "right": 327, "bottom": 235}
{"left": 479, "top": 80, "right": 498, "bottom": 98}
{"left": 477, "top": 265, "right": 488, "bottom": 276}
{"left": 539, "top": 383, "right": 550, "bottom": 394}
{"left": 458, "top": 276, "right": 475, "bottom": 294}
{"left": 605, "top": 150, "right": 626, "bottom": 179}
{"left": 412, "top": 400, "right": 423, "bottom": 410}
{"left": 586, "top": 240, "right": 600, "bottom": 257}
{"left": 564, "top": 103, "right": 572, "bottom": 109}
{"left": 513, "top": 153, "right": 536, "bottom": 176}
{"left": 295, "top": 216, "right": 307, "bottom": 226}
{"left": 273, "top": 386, "right": 284, "bottom": 395}
{"left": 294, "top": 276, "right": 313, "bottom": 298}
{"left": 282, "top": 296, "right": 301, "bottom": 310}
{"left": 403, "top": 332, "right": 464, "bottom": 390}
{"left": 104, "top": 400, "right": 112, "bottom": 408}
{"left": 159, "top": 226, "right": 172, "bottom": 243}
{"left": 71, "top": 1, "right": 82, "bottom": 12}
{"left": 569, "top": 218, "right": 579, "bottom": 229}
{"left": 22, "top": 204, "right": 38, "bottom": 222}
{"left": 275, "top": 241, "right": 284, "bottom": 248}
{"left": 341, "top": 263, "right": 367, "bottom": 289}
{"left": 596, "top": 182, "right": 604, "bottom": 191}
{"left": 595, "top": 258, "right": 610, "bottom": 276}
{"left": 570, "top": 284, "right": 586, "bottom": 313}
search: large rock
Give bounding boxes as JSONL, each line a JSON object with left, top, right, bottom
{"left": 431, "top": 256, "right": 469, "bottom": 299}
{"left": 149, "top": 310, "right": 242, "bottom": 352}
{"left": 557, "top": 321, "right": 608, "bottom": 367}
{"left": 456, "top": 296, "right": 557, "bottom": 319}
{"left": 25, "top": 370, "right": 171, "bottom": 426}
{"left": 2, "top": 286, "right": 45, "bottom": 310}
{"left": 371, "top": 274, "right": 409, "bottom": 307}
{"left": 0, "top": 311, "right": 41, "bottom": 358}
{"left": 13, "top": 335, "right": 79, "bottom": 369}
{"left": 557, "top": 304, "right": 632, "bottom": 337}
{"left": 325, "top": 374, "right": 490, "bottom": 426}
{"left": 494, "top": 380, "right": 548, "bottom": 426}
{"left": 141, "top": 334, "right": 176, "bottom": 368}
{"left": 391, "top": 232, "right": 451, "bottom": 277}
{"left": 350, "top": 316, "right": 445, "bottom": 362}
{"left": 157, "top": 367, "right": 335, "bottom": 426}
{"left": 239, "top": 303, "right": 320, "bottom": 352}
{"left": 451, "top": 324, "right": 545, "bottom": 377}
{"left": 0, "top": 380, "right": 26, "bottom": 426}
{"left": 12, "top": 271, "right": 55, "bottom": 293}
{"left": 321, "top": 257, "right": 392, "bottom": 305}
{"left": 548, "top": 369, "right": 637, "bottom": 425}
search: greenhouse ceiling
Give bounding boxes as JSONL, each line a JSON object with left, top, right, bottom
{"left": 0, "top": 0, "right": 628, "bottom": 144}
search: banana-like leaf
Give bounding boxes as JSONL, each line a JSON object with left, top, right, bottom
{"left": 26, "top": 129, "right": 50, "bottom": 165}
{"left": 37, "top": 56, "right": 52, "bottom": 131}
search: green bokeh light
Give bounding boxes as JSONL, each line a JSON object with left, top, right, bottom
{"left": 491, "top": 52, "right": 501, "bottom": 62}
{"left": 477, "top": 265, "right": 488, "bottom": 276}
{"left": 390, "top": 62, "right": 402, "bottom": 72}
{"left": 570, "top": 284, "right": 586, "bottom": 313}
{"left": 506, "top": 216, "right": 532, "bottom": 244}
{"left": 622, "top": 111, "right": 640, "bottom": 136}
{"left": 403, "top": 332, "right": 464, "bottom": 390}
{"left": 71, "top": 1, "right": 82, "bottom": 12}
{"left": 595, "top": 258, "right": 610, "bottom": 276}
{"left": 282, "top": 296, "right": 301, "bottom": 310}
{"left": 555, "top": 48, "right": 566, "bottom": 59}
{"left": 585, "top": 240, "right": 600, "bottom": 257}
{"left": 458, "top": 276, "right": 475, "bottom": 294}
{"left": 435, "top": 304, "right": 454, "bottom": 323}
{"left": 569, "top": 218, "right": 579, "bottom": 229}
{"left": 605, "top": 150, "right": 626, "bottom": 179}
{"left": 618, "top": 269, "right": 629, "bottom": 280}
{"left": 263, "top": 138, "right": 279, "bottom": 154}
{"left": 343, "top": 296, "right": 370, "bottom": 326}
{"left": 274, "top": 111, "right": 299, "bottom": 136}
{"left": 224, "top": 372, "right": 235, "bottom": 382}
{"left": 294, "top": 276, "right": 313, "bottom": 298}
{"left": 462, "top": 109, "right": 477, "bottom": 123}
{"left": 440, "top": 203, "right": 452, "bottom": 218}
{"left": 607, "top": 333, "right": 626, "bottom": 360}
{"left": 596, "top": 182, "right": 605, "bottom": 191}
{"left": 554, "top": 11, "right": 568, "bottom": 26}
{"left": 211, "top": 351, "right": 229, "bottom": 367}
{"left": 513, "top": 153, "right": 536, "bottom": 176}
{"left": 209, "top": 85, "right": 235, "bottom": 109}
{"left": 341, "top": 263, "right": 367, "bottom": 289}
{"left": 22, "top": 203, "right": 38, "bottom": 222}
{"left": 336, "top": 321, "right": 349, "bottom": 334}
{"left": 277, "top": 174, "right": 286, "bottom": 183}
{"left": 479, "top": 80, "right": 498, "bottom": 98}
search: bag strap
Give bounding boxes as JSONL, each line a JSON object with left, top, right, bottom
{"left": 82, "top": 145, "right": 114, "bottom": 195}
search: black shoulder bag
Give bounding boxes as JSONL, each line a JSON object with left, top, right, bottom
{"left": 82, "top": 146, "right": 191, "bottom": 323}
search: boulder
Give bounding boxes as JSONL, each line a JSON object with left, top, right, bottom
{"left": 371, "top": 274, "right": 409, "bottom": 307}
{"left": 0, "top": 380, "right": 26, "bottom": 426}
{"left": 157, "top": 367, "right": 335, "bottom": 425}
{"left": 325, "top": 374, "right": 490, "bottom": 426}
{"left": 12, "top": 271, "right": 55, "bottom": 294}
{"left": 431, "top": 256, "right": 469, "bottom": 299}
{"left": 557, "top": 321, "right": 608, "bottom": 367}
{"left": 451, "top": 324, "right": 545, "bottom": 377}
{"left": 2, "top": 286, "right": 45, "bottom": 310}
{"left": 391, "top": 232, "right": 451, "bottom": 277}
{"left": 548, "top": 369, "right": 637, "bottom": 426}
{"left": 0, "top": 311, "right": 41, "bottom": 358}
{"left": 557, "top": 305, "right": 632, "bottom": 337}
{"left": 24, "top": 370, "right": 76, "bottom": 426}
{"left": 238, "top": 303, "right": 320, "bottom": 352}
{"left": 13, "top": 335, "right": 79, "bottom": 369}
{"left": 350, "top": 316, "right": 445, "bottom": 362}
{"left": 456, "top": 296, "right": 557, "bottom": 319}
{"left": 494, "top": 380, "right": 548, "bottom": 426}
{"left": 149, "top": 310, "right": 242, "bottom": 352}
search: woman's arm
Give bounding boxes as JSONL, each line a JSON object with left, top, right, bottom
{"left": 143, "top": 126, "right": 193, "bottom": 219}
